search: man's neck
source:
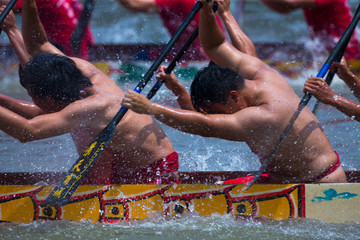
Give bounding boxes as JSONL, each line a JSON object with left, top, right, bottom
{"left": 240, "top": 80, "right": 262, "bottom": 107}
{"left": 80, "top": 87, "right": 96, "bottom": 99}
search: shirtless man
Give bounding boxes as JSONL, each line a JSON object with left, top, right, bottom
{"left": 0, "top": 0, "right": 177, "bottom": 185}
{"left": 122, "top": 0, "right": 347, "bottom": 184}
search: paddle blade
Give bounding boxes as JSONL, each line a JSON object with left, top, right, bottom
{"left": 41, "top": 121, "right": 117, "bottom": 207}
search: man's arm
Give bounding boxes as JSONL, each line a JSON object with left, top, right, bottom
{"left": 122, "top": 90, "right": 266, "bottom": 141}
{"left": 303, "top": 77, "right": 360, "bottom": 121}
{"left": 21, "top": 0, "right": 63, "bottom": 56}
{"left": 198, "top": 0, "right": 264, "bottom": 80}
{"left": 260, "top": 0, "right": 317, "bottom": 14}
{"left": 21, "top": 0, "right": 107, "bottom": 80}
{"left": 156, "top": 65, "right": 195, "bottom": 111}
{"left": 159, "top": 0, "right": 258, "bottom": 111}
{"left": 117, "top": 0, "right": 158, "bottom": 13}
{"left": 0, "top": 94, "right": 44, "bottom": 119}
{"left": 217, "top": 0, "right": 257, "bottom": 57}
{"left": 0, "top": 99, "right": 99, "bottom": 142}
{"left": 0, "top": 7, "right": 31, "bottom": 67}
{"left": 327, "top": 95, "right": 360, "bottom": 121}
{"left": 0, "top": 107, "right": 72, "bottom": 142}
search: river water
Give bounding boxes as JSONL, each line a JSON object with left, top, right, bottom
{"left": 0, "top": 0, "right": 360, "bottom": 239}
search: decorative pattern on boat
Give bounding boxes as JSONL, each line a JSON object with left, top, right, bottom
{"left": 1, "top": 184, "right": 359, "bottom": 224}
{"left": 0, "top": 184, "right": 303, "bottom": 223}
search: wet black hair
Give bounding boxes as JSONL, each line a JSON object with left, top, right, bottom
{"left": 19, "top": 53, "right": 93, "bottom": 105}
{"left": 190, "top": 65, "right": 245, "bottom": 112}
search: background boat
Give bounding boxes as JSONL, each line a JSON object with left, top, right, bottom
{"left": 0, "top": 41, "right": 318, "bottom": 81}
{"left": 0, "top": 41, "right": 359, "bottom": 83}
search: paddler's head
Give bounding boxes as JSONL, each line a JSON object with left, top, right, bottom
{"left": 190, "top": 65, "right": 246, "bottom": 114}
{"left": 19, "top": 53, "right": 93, "bottom": 112}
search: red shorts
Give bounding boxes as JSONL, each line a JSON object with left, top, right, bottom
{"left": 112, "top": 152, "right": 180, "bottom": 184}
{"left": 221, "top": 151, "right": 341, "bottom": 184}
{"left": 313, "top": 151, "right": 341, "bottom": 181}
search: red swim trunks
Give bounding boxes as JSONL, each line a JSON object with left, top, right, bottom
{"left": 220, "top": 151, "right": 341, "bottom": 184}
{"left": 313, "top": 151, "right": 341, "bottom": 181}
{"left": 112, "top": 152, "right": 180, "bottom": 184}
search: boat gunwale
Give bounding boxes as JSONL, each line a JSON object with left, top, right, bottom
{"left": 0, "top": 171, "right": 359, "bottom": 185}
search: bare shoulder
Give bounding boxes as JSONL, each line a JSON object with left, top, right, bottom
{"left": 69, "top": 56, "right": 122, "bottom": 91}
{"left": 236, "top": 104, "right": 275, "bottom": 125}
{"left": 60, "top": 93, "right": 119, "bottom": 127}
{"left": 210, "top": 104, "right": 276, "bottom": 142}
{"left": 236, "top": 53, "right": 277, "bottom": 81}
{"left": 69, "top": 57, "right": 104, "bottom": 79}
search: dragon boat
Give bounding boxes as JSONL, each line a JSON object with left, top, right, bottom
{"left": 1, "top": 42, "right": 360, "bottom": 81}
{"left": 1, "top": 42, "right": 359, "bottom": 224}
{"left": 0, "top": 171, "right": 359, "bottom": 224}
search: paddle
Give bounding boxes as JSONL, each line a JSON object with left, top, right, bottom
{"left": 71, "top": 0, "right": 95, "bottom": 57}
{"left": 246, "top": 3, "right": 360, "bottom": 190}
{"left": 312, "top": 57, "right": 343, "bottom": 115}
{"left": 146, "top": 27, "right": 199, "bottom": 100}
{"left": 41, "top": 1, "right": 203, "bottom": 207}
{"left": 0, "top": 0, "right": 18, "bottom": 35}
{"left": 146, "top": 2, "right": 218, "bottom": 100}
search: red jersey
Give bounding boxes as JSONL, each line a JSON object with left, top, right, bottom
{"left": 155, "top": 0, "right": 224, "bottom": 61}
{"left": 15, "top": 0, "right": 94, "bottom": 60}
{"left": 303, "top": 0, "right": 360, "bottom": 60}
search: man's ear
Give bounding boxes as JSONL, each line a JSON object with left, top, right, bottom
{"left": 228, "top": 90, "right": 240, "bottom": 103}
{"left": 79, "top": 89, "right": 87, "bottom": 98}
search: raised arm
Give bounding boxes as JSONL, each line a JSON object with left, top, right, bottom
{"left": 156, "top": 65, "right": 195, "bottom": 111}
{"left": 22, "top": 0, "right": 107, "bottom": 80}
{"left": 217, "top": 0, "right": 257, "bottom": 57}
{"left": 198, "top": 0, "right": 262, "bottom": 80}
{"left": 0, "top": 6, "right": 31, "bottom": 67}
{"left": 22, "top": 0, "right": 65, "bottom": 56}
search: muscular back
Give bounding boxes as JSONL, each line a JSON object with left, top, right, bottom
{"left": 69, "top": 60, "right": 174, "bottom": 183}
{"left": 241, "top": 65, "right": 336, "bottom": 183}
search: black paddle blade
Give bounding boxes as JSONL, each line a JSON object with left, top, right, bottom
{"left": 41, "top": 121, "right": 117, "bottom": 207}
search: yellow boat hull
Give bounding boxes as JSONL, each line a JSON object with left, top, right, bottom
{"left": 0, "top": 183, "right": 359, "bottom": 224}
